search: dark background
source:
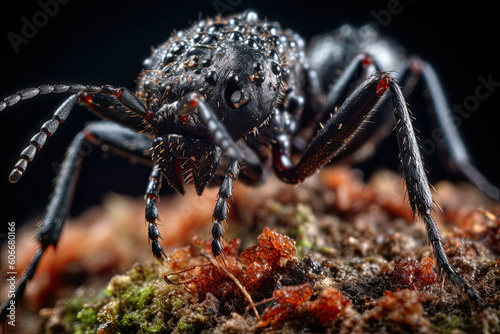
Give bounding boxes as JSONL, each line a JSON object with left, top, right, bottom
{"left": 0, "top": 0, "right": 498, "bottom": 233}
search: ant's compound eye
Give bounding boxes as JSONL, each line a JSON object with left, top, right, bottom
{"left": 224, "top": 79, "right": 250, "bottom": 109}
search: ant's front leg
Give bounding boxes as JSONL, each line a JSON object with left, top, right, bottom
{"left": 145, "top": 165, "right": 167, "bottom": 260}
{"left": 273, "top": 71, "right": 482, "bottom": 301}
{"left": 0, "top": 121, "right": 153, "bottom": 321}
{"left": 211, "top": 160, "right": 240, "bottom": 259}
{"left": 273, "top": 72, "right": 388, "bottom": 183}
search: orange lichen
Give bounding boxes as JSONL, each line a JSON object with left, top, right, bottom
{"left": 164, "top": 228, "right": 298, "bottom": 314}
{"left": 256, "top": 283, "right": 314, "bottom": 328}
{"left": 308, "top": 287, "right": 350, "bottom": 324}
{"left": 257, "top": 285, "right": 350, "bottom": 329}
{"left": 240, "top": 227, "right": 297, "bottom": 266}
{"left": 239, "top": 227, "right": 297, "bottom": 293}
{"left": 386, "top": 256, "right": 438, "bottom": 291}
{"left": 363, "top": 290, "right": 433, "bottom": 332}
{"left": 167, "top": 245, "right": 194, "bottom": 271}
{"left": 272, "top": 283, "right": 313, "bottom": 306}
{"left": 165, "top": 242, "right": 242, "bottom": 304}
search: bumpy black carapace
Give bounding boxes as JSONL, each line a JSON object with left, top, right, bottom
{"left": 1, "top": 10, "right": 497, "bottom": 319}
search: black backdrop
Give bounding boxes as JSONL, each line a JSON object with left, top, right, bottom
{"left": 0, "top": 0, "right": 498, "bottom": 232}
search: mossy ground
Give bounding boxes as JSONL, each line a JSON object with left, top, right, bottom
{"left": 4, "top": 166, "right": 500, "bottom": 333}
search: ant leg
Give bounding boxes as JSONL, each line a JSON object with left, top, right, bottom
{"left": 389, "top": 81, "right": 481, "bottom": 301}
{"left": 321, "top": 53, "right": 374, "bottom": 119}
{"left": 236, "top": 140, "right": 271, "bottom": 186}
{"left": 8, "top": 94, "right": 79, "bottom": 183}
{"left": 178, "top": 92, "right": 242, "bottom": 161}
{"left": 278, "top": 53, "right": 382, "bottom": 171}
{"left": 211, "top": 160, "right": 240, "bottom": 259}
{"left": 309, "top": 54, "right": 411, "bottom": 166}
{"left": 80, "top": 93, "right": 145, "bottom": 130}
{"left": 4, "top": 83, "right": 150, "bottom": 182}
{"left": 275, "top": 72, "right": 481, "bottom": 301}
{"left": 145, "top": 165, "right": 167, "bottom": 260}
{"left": 411, "top": 60, "right": 499, "bottom": 200}
{"left": 83, "top": 122, "right": 153, "bottom": 166}
{"left": 151, "top": 135, "right": 246, "bottom": 260}
{"left": 342, "top": 59, "right": 500, "bottom": 199}
{"left": 274, "top": 72, "right": 387, "bottom": 183}
{"left": 324, "top": 57, "right": 396, "bottom": 164}
{"left": 0, "top": 83, "right": 149, "bottom": 120}
{"left": 300, "top": 53, "right": 374, "bottom": 138}
{"left": 0, "top": 121, "right": 152, "bottom": 321}
{"left": 321, "top": 56, "right": 498, "bottom": 202}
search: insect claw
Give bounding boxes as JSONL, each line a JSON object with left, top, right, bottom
{"left": 9, "top": 168, "right": 23, "bottom": 183}
{"left": 218, "top": 252, "right": 227, "bottom": 267}
{"left": 152, "top": 239, "right": 167, "bottom": 260}
{"left": 211, "top": 238, "right": 225, "bottom": 258}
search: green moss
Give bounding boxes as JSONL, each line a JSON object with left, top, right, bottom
{"left": 144, "top": 319, "right": 167, "bottom": 333}
{"left": 430, "top": 313, "right": 479, "bottom": 334}
{"left": 75, "top": 306, "right": 98, "bottom": 334}
{"left": 177, "top": 320, "right": 196, "bottom": 334}
{"left": 61, "top": 297, "right": 84, "bottom": 327}
{"left": 103, "top": 286, "right": 113, "bottom": 298}
{"left": 122, "top": 285, "right": 153, "bottom": 310}
{"left": 52, "top": 263, "right": 198, "bottom": 333}
{"left": 120, "top": 311, "right": 142, "bottom": 331}
{"left": 171, "top": 297, "right": 185, "bottom": 312}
